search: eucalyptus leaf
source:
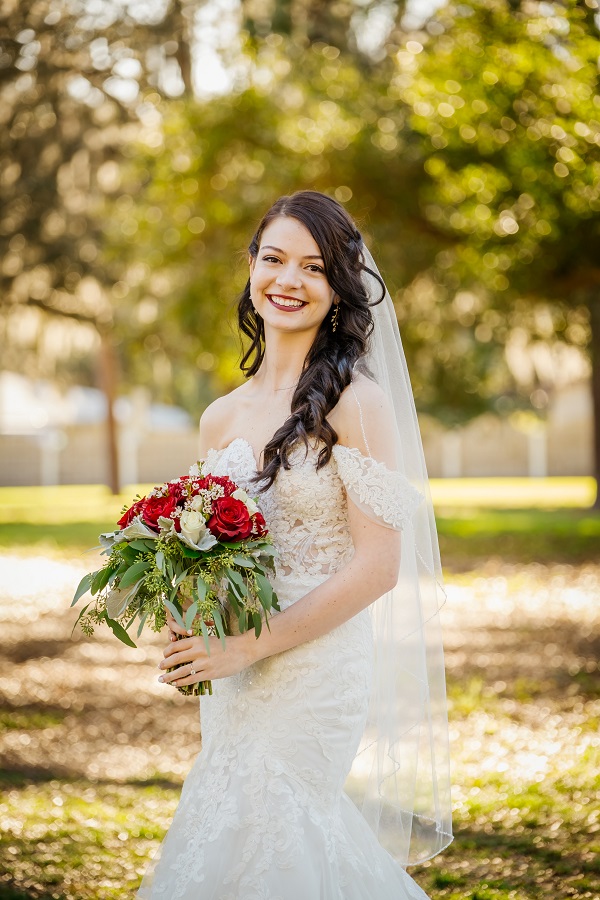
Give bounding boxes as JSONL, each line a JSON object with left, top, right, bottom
{"left": 252, "top": 610, "right": 263, "bottom": 638}
{"left": 196, "top": 576, "right": 208, "bottom": 602}
{"left": 226, "top": 568, "right": 248, "bottom": 596}
{"left": 233, "top": 556, "right": 254, "bottom": 568}
{"left": 104, "top": 612, "right": 137, "bottom": 648}
{"left": 164, "top": 598, "right": 185, "bottom": 628}
{"left": 185, "top": 602, "right": 199, "bottom": 629}
{"left": 199, "top": 618, "right": 211, "bottom": 655}
{"left": 254, "top": 572, "right": 273, "bottom": 610}
{"left": 91, "top": 565, "right": 113, "bottom": 596}
{"left": 71, "top": 573, "right": 94, "bottom": 606}
{"left": 119, "top": 559, "right": 151, "bottom": 589}
{"left": 137, "top": 611, "right": 149, "bottom": 637}
{"left": 212, "top": 607, "right": 226, "bottom": 648}
{"left": 155, "top": 550, "right": 166, "bottom": 574}
{"left": 129, "top": 539, "right": 154, "bottom": 551}
{"left": 70, "top": 601, "right": 91, "bottom": 634}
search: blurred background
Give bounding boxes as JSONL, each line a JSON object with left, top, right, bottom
{"left": 0, "top": 2, "right": 599, "bottom": 899}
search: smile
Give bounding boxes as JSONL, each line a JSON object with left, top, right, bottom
{"left": 267, "top": 294, "right": 307, "bottom": 310}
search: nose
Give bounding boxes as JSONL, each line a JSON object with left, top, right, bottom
{"left": 275, "top": 263, "right": 302, "bottom": 290}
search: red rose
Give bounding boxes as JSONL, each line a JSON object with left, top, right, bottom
{"left": 197, "top": 475, "right": 236, "bottom": 497}
{"left": 141, "top": 494, "right": 178, "bottom": 531}
{"left": 169, "top": 476, "right": 191, "bottom": 502}
{"left": 118, "top": 498, "right": 145, "bottom": 529}
{"left": 208, "top": 497, "right": 252, "bottom": 541}
{"left": 252, "top": 512, "right": 267, "bottom": 537}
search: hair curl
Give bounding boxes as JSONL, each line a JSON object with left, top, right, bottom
{"left": 237, "top": 190, "right": 385, "bottom": 490}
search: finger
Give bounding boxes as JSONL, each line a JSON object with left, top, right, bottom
{"left": 161, "top": 662, "right": 203, "bottom": 686}
{"left": 169, "top": 667, "right": 207, "bottom": 688}
{"left": 163, "top": 637, "right": 193, "bottom": 658}
{"left": 160, "top": 646, "right": 200, "bottom": 669}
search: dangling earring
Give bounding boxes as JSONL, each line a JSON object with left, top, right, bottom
{"left": 331, "top": 303, "right": 339, "bottom": 332}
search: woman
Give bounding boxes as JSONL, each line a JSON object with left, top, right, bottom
{"left": 138, "top": 190, "right": 452, "bottom": 899}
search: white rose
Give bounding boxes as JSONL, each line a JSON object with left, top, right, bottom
{"left": 232, "top": 488, "right": 259, "bottom": 516}
{"left": 179, "top": 509, "right": 204, "bottom": 545}
{"left": 189, "top": 495, "right": 204, "bottom": 513}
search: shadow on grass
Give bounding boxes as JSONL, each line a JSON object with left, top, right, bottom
{"left": 0, "top": 884, "right": 57, "bottom": 900}
{"left": 437, "top": 506, "right": 600, "bottom": 566}
{"left": 0, "top": 767, "right": 182, "bottom": 792}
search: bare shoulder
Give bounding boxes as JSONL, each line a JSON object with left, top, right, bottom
{"left": 330, "top": 373, "right": 395, "bottom": 462}
{"left": 199, "top": 384, "right": 247, "bottom": 455}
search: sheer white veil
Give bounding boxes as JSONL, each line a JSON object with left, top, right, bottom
{"left": 345, "top": 243, "right": 453, "bottom": 865}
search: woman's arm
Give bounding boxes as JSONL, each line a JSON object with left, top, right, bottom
{"left": 159, "top": 378, "right": 403, "bottom": 686}
{"left": 159, "top": 496, "right": 401, "bottom": 685}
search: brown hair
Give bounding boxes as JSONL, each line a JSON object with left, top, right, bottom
{"left": 237, "top": 190, "right": 384, "bottom": 490}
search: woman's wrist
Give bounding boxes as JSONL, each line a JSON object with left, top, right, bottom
{"left": 240, "top": 627, "right": 265, "bottom": 667}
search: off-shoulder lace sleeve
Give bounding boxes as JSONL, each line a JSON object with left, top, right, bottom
{"left": 332, "top": 444, "right": 425, "bottom": 531}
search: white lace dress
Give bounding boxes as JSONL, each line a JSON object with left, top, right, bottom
{"left": 137, "top": 437, "right": 430, "bottom": 900}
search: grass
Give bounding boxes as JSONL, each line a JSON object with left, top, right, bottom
{"left": 0, "top": 480, "right": 598, "bottom": 563}
{"left": 0, "top": 481, "right": 599, "bottom": 898}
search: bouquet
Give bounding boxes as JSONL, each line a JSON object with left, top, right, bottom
{"left": 72, "top": 462, "right": 279, "bottom": 696}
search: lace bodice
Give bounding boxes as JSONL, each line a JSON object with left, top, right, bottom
{"left": 204, "top": 437, "right": 424, "bottom": 602}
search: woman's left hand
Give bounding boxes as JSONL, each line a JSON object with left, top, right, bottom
{"left": 157, "top": 633, "right": 255, "bottom": 688}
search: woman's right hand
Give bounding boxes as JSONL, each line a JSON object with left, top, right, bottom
{"left": 164, "top": 604, "right": 215, "bottom": 641}
{"left": 165, "top": 606, "right": 190, "bottom": 642}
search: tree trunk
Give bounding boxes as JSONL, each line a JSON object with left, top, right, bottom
{"left": 99, "top": 332, "right": 120, "bottom": 496}
{"left": 589, "top": 290, "right": 600, "bottom": 509}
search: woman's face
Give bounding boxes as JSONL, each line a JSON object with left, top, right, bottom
{"left": 249, "top": 216, "right": 335, "bottom": 339}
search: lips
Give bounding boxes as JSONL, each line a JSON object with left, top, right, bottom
{"left": 267, "top": 294, "right": 307, "bottom": 311}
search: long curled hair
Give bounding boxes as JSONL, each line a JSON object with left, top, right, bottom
{"left": 238, "top": 190, "right": 385, "bottom": 490}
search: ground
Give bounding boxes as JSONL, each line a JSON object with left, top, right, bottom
{"left": 0, "top": 481, "right": 598, "bottom": 899}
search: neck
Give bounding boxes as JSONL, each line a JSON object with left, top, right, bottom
{"left": 254, "top": 328, "right": 315, "bottom": 393}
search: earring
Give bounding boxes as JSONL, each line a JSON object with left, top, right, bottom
{"left": 331, "top": 303, "right": 339, "bottom": 332}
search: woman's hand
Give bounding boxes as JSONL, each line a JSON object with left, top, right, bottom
{"left": 164, "top": 605, "right": 215, "bottom": 643}
{"left": 157, "top": 632, "right": 255, "bottom": 688}
{"left": 164, "top": 606, "right": 190, "bottom": 642}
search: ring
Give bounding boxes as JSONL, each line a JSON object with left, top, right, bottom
{"left": 190, "top": 666, "right": 196, "bottom": 676}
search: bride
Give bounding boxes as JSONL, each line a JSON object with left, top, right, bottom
{"left": 138, "top": 190, "right": 452, "bottom": 899}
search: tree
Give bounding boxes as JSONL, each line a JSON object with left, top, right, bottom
{"left": 0, "top": 0, "right": 194, "bottom": 490}
{"left": 396, "top": 0, "right": 600, "bottom": 500}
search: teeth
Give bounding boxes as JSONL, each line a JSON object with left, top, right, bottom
{"left": 270, "top": 295, "right": 304, "bottom": 308}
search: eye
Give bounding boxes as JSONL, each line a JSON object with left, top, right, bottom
{"left": 262, "top": 255, "right": 280, "bottom": 263}
{"left": 306, "top": 264, "right": 324, "bottom": 274}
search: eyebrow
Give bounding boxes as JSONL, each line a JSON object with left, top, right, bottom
{"left": 261, "top": 245, "right": 323, "bottom": 260}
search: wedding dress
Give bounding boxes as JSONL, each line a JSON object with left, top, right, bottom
{"left": 137, "top": 434, "right": 432, "bottom": 900}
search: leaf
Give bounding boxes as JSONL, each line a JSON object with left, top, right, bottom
{"left": 104, "top": 612, "right": 137, "bottom": 648}
{"left": 252, "top": 610, "right": 262, "bottom": 638}
{"left": 71, "top": 601, "right": 91, "bottom": 634}
{"left": 181, "top": 546, "right": 201, "bottom": 558}
{"left": 129, "top": 539, "right": 155, "bottom": 551}
{"left": 227, "top": 588, "right": 241, "bottom": 617}
{"left": 137, "top": 611, "right": 149, "bottom": 637}
{"left": 254, "top": 572, "right": 273, "bottom": 610}
{"left": 196, "top": 575, "right": 208, "bottom": 602}
{"left": 91, "top": 564, "right": 114, "bottom": 596}
{"left": 118, "top": 544, "right": 139, "bottom": 564}
{"left": 155, "top": 550, "right": 166, "bottom": 574}
{"left": 119, "top": 559, "right": 151, "bottom": 589}
{"left": 226, "top": 568, "right": 248, "bottom": 597}
{"left": 185, "top": 601, "right": 199, "bottom": 629}
{"left": 212, "top": 607, "right": 226, "bottom": 648}
{"left": 233, "top": 555, "right": 254, "bottom": 568}
{"left": 164, "top": 598, "right": 185, "bottom": 629}
{"left": 71, "top": 573, "right": 94, "bottom": 606}
{"left": 199, "top": 618, "right": 211, "bottom": 655}
{"left": 238, "top": 608, "right": 250, "bottom": 633}
{"left": 105, "top": 579, "right": 144, "bottom": 619}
